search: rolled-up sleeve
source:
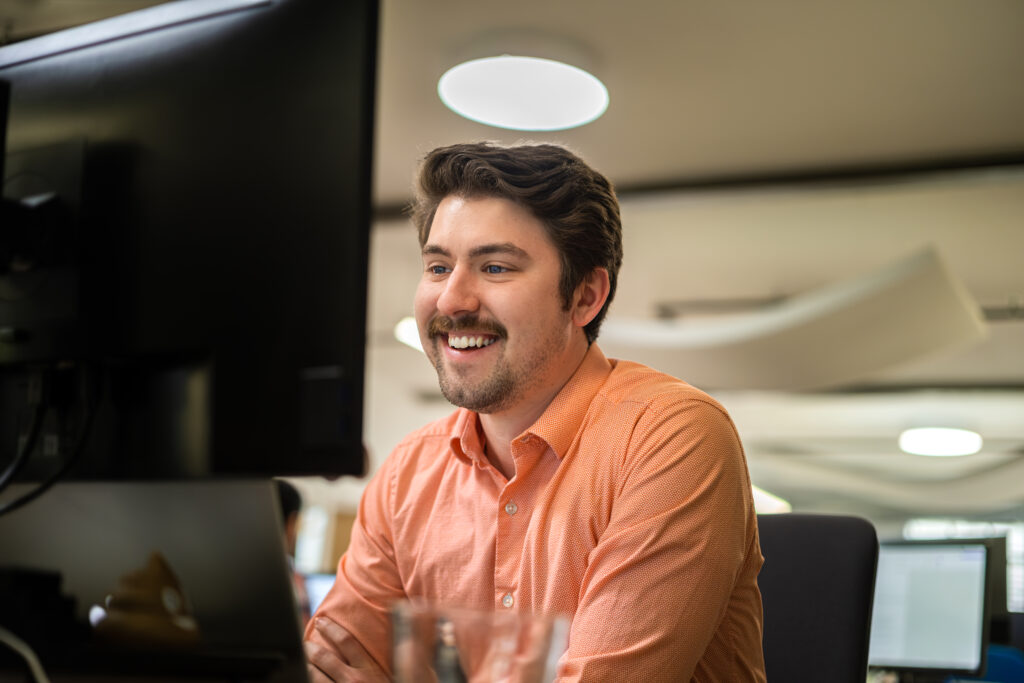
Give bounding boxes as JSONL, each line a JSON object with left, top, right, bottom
{"left": 303, "top": 454, "right": 404, "bottom": 674}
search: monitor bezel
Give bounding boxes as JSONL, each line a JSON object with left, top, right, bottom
{"left": 868, "top": 538, "right": 992, "bottom": 678}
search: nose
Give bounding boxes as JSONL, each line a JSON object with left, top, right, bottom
{"left": 435, "top": 266, "right": 479, "bottom": 318}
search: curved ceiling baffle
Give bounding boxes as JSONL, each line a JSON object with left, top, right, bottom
{"left": 599, "top": 246, "right": 989, "bottom": 392}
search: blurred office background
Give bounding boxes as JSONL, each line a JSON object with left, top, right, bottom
{"left": 6, "top": 0, "right": 1023, "bottom": 619}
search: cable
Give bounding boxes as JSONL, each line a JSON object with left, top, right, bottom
{"left": 0, "top": 625, "right": 52, "bottom": 683}
{"left": 0, "top": 370, "right": 49, "bottom": 497}
{"left": 0, "top": 365, "right": 99, "bottom": 518}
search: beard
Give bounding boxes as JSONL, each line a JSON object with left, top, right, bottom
{"left": 426, "top": 314, "right": 567, "bottom": 414}
{"left": 434, "top": 356, "right": 517, "bottom": 413}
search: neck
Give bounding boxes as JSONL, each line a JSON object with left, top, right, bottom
{"left": 479, "top": 339, "right": 590, "bottom": 480}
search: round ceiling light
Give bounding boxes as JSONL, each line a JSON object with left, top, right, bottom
{"left": 438, "top": 55, "right": 609, "bottom": 131}
{"left": 898, "top": 427, "right": 983, "bottom": 457}
{"left": 394, "top": 316, "right": 422, "bottom": 352}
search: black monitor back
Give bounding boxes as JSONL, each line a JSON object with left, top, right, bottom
{"left": 0, "top": 0, "right": 377, "bottom": 479}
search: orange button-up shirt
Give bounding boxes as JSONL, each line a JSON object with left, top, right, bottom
{"left": 306, "top": 344, "right": 766, "bottom": 681}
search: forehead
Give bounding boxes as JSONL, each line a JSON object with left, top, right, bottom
{"left": 424, "top": 195, "right": 556, "bottom": 255}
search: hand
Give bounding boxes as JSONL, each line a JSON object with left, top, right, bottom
{"left": 305, "top": 616, "right": 389, "bottom": 683}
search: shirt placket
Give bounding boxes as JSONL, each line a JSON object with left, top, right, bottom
{"left": 493, "top": 433, "right": 541, "bottom": 610}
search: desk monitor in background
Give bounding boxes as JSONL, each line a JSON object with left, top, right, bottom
{"left": 868, "top": 540, "right": 991, "bottom": 679}
{"left": 304, "top": 573, "right": 337, "bottom": 616}
{"left": 982, "top": 536, "right": 1012, "bottom": 646}
{"left": 0, "top": 480, "right": 308, "bottom": 681}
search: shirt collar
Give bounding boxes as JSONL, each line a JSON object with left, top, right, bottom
{"left": 447, "top": 343, "right": 614, "bottom": 463}
{"left": 528, "top": 343, "right": 613, "bottom": 459}
{"left": 450, "top": 407, "right": 486, "bottom": 466}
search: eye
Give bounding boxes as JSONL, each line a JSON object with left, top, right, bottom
{"left": 484, "top": 264, "right": 508, "bottom": 274}
{"left": 428, "top": 264, "right": 450, "bottom": 275}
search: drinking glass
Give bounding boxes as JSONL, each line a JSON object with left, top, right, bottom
{"left": 391, "top": 601, "right": 569, "bottom": 683}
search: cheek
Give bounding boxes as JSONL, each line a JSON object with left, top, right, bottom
{"left": 413, "top": 282, "right": 437, "bottom": 328}
{"left": 503, "top": 288, "right": 557, "bottom": 324}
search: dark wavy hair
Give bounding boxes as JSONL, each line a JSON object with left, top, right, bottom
{"left": 410, "top": 142, "right": 623, "bottom": 343}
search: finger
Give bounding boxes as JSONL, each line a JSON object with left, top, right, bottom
{"left": 314, "top": 617, "right": 373, "bottom": 669}
{"left": 307, "top": 662, "right": 334, "bottom": 683}
{"left": 305, "top": 639, "right": 350, "bottom": 682}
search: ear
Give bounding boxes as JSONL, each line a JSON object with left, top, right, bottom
{"left": 571, "top": 267, "right": 611, "bottom": 329}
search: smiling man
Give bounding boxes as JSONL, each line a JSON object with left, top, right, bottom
{"left": 304, "top": 143, "right": 767, "bottom": 682}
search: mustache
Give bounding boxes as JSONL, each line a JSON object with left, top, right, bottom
{"left": 427, "top": 315, "right": 507, "bottom": 339}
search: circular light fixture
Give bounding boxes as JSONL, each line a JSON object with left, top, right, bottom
{"left": 394, "top": 316, "right": 423, "bottom": 352}
{"left": 898, "top": 427, "right": 983, "bottom": 457}
{"left": 751, "top": 485, "right": 792, "bottom": 514}
{"left": 438, "top": 55, "right": 609, "bottom": 131}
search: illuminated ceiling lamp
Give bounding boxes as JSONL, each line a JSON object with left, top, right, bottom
{"left": 899, "top": 427, "right": 983, "bottom": 457}
{"left": 394, "top": 316, "right": 422, "bottom": 352}
{"left": 437, "top": 31, "right": 608, "bottom": 131}
{"left": 752, "top": 485, "right": 792, "bottom": 514}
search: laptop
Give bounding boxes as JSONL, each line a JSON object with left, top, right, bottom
{"left": 0, "top": 479, "right": 309, "bottom": 682}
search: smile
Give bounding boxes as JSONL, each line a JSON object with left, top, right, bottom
{"left": 447, "top": 335, "right": 497, "bottom": 350}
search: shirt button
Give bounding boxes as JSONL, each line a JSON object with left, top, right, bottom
{"left": 501, "top": 593, "right": 514, "bottom": 608}
{"left": 504, "top": 502, "right": 518, "bottom": 516}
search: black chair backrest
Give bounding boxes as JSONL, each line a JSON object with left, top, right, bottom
{"left": 757, "top": 513, "right": 879, "bottom": 683}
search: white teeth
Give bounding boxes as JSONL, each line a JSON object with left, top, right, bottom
{"left": 448, "top": 335, "right": 496, "bottom": 349}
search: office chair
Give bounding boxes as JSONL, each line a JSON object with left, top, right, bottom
{"left": 956, "top": 644, "right": 1024, "bottom": 683}
{"left": 757, "top": 513, "right": 878, "bottom": 683}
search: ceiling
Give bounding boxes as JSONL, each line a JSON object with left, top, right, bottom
{"left": 4, "top": 0, "right": 1024, "bottom": 539}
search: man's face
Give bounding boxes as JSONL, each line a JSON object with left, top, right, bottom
{"left": 414, "top": 195, "right": 578, "bottom": 414}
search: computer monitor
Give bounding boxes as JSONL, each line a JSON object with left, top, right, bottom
{"left": 868, "top": 540, "right": 991, "bottom": 678}
{"left": 303, "top": 572, "right": 337, "bottom": 615}
{"left": 0, "top": 0, "right": 376, "bottom": 483}
{"left": 983, "top": 535, "right": 1012, "bottom": 645}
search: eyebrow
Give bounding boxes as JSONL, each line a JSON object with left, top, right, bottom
{"left": 422, "top": 242, "right": 531, "bottom": 261}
